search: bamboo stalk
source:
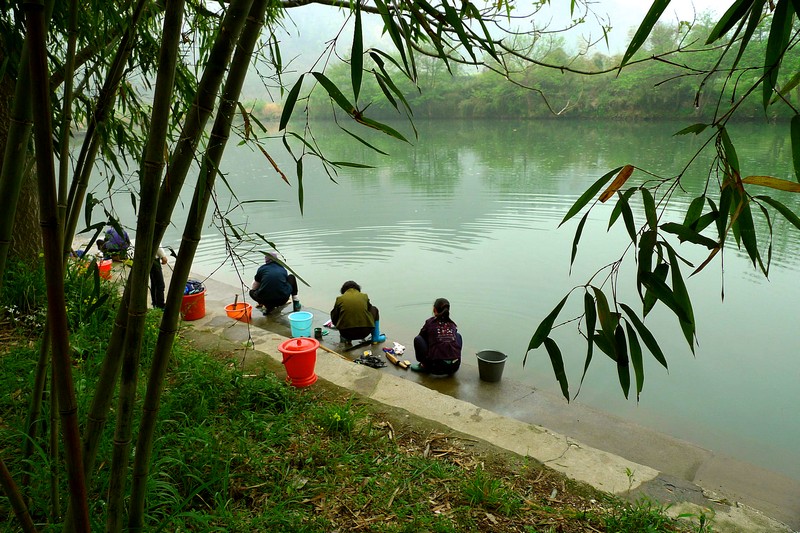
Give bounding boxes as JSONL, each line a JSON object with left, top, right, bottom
{"left": 128, "top": 0, "right": 260, "bottom": 528}
{"left": 0, "top": 457, "right": 37, "bottom": 532}
{"left": 25, "top": 0, "right": 89, "bottom": 530}
{"left": 105, "top": 1, "right": 186, "bottom": 530}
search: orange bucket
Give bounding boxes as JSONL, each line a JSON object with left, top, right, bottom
{"left": 278, "top": 338, "right": 319, "bottom": 387}
{"left": 225, "top": 302, "right": 252, "bottom": 322}
{"left": 181, "top": 289, "right": 206, "bottom": 321}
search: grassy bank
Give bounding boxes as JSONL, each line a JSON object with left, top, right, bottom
{"left": 0, "top": 259, "right": 712, "bottom": 531}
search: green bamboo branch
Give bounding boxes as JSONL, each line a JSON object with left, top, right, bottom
{"left": 62, "top": 0, "right": 149, "bottom": 256}
{"left": 152, "top": 0, "right": 258, "bottom": 247}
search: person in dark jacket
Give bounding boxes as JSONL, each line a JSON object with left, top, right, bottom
{"left": 249, "top": 252, "right": 300, "bottom": 314}
{"left": 330, "top": 281, "right": 385, "bottom": 343}
{"left": 411, "top": 297, "right": 462, "bottom": 375}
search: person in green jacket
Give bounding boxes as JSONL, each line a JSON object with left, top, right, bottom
{"left": 330, "top": 280, "right": 385, "bottom": 343}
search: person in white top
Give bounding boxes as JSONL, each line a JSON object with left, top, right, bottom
{"left": 150, "top": 246, "right": 168, "bottom": 308}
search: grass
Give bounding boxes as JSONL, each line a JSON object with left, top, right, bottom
{"left": 0, "top": 259, "right": 715, "bottom": 532}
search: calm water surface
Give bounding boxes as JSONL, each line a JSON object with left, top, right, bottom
{"left": 98, "top": 119, "right": 800, "bottom": 482}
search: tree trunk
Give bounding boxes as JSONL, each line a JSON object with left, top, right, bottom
{"left": 10, "top": 170, "right": 41, "bottom": 261}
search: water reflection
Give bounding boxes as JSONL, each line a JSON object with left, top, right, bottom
{"left": 100, "top": 118, "right": 800, "bottom": 482}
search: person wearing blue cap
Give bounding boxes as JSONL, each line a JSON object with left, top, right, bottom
{"left": 249, "top": 252, "right": 300, "bottom": 314}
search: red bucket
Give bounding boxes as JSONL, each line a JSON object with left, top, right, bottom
{"left": 181, "top": 289, "right": 206, "bottom": 321}
{"left": 98, "top": 259, "right": 113, "bottom": 280}
{"left": 278, "top": 337, "right": 319, "bottom": 387}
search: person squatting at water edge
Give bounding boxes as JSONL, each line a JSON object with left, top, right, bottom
{"left": 150, "top": 245, "right": 168, "bottom": 309}
{"left": 411, "top": 297, "right": 462, "bottom": 375}
{"left": 96, "top": 225, "right": 131, "bottom": 261}
{"left": 249, "top": 251, "right": 300, "bottom": 314}
{"left": 330, "top": 280, "right": 385, "bottom": 343}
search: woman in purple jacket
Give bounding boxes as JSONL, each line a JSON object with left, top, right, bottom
{"left": 411, "top": 298, "right": 462, "bottom": 375}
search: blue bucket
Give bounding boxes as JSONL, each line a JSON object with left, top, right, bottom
{"left": 288, "top": 311, "right": 313, "bottom": 338}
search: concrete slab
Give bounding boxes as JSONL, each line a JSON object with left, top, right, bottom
{"left": 178, "top": 273, "right": 797, "bottom": 532}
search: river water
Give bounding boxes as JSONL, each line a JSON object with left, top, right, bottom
{"left": 95, "top": 118, "right": 800, "bottom": 482}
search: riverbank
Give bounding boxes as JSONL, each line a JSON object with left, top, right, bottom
{"left": 177, "top": 271, "right": 797, "bottom": 532}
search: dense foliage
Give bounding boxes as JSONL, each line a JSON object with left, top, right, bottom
{"left": 302, "top": 15, "right": 800, "bottom": 121}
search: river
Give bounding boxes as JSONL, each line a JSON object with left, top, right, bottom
{"left": 93, "top": 118, "right": 800, "bottom": 483}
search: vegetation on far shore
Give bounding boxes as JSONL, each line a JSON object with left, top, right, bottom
{"left": 0, "top": 258, "right": 716, "bottom": 532}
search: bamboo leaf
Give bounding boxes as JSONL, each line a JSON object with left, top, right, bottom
{"left": 763, "top": 0, "right": 792, "bottom": 110}
{"left": 560, "top": 166, "right": 622, "bottom": 227}
{"left": 297, "top": 158, "right": 304, "bottom": 215}
{"left": 372, "top": 0, "right": 410, "bottom": 74}
{"left": 707, "top": 0, "right": 754, "bottom": 43}
{"left": 641, "top": 270, "right": 691, "bottom": 323}
{"left": 717, "top": 184, "right": 733, "bottom": 241}
{"left": 330, "top": 161, "right": 374, "bottom": 169}
{"left": 543, "top": 338, "right": 570, "bottom": 402}
{"left": 351, "top": 4, "right": 363, "bottom": 103}
{"left": 664, "top": 244, "right": 696, "bottom": 350}
{"left": 719, "top": 127, "right": 740, "bottom": 173}
{"left": 637, "top": 230, "right": 656, "bottom": 301}
{"left": 792, "top": 115, "right": 800, "bottom": 181}
{"left": 340, "top": 126, "right": 389, "bottom": 156}
{"left": 742, "top": 175, "right": 800, "bottom": 192}
{"left": 570, "top": 212, "right": 588, "bottom": 268}
{"left": 279, "top": 75, "right": 303, "bottom": 131}
{"left": 641, "top": 187, "right": 658, "bottom": 230}
{"left": 593, "top": 332, "right": 617, "bottom": 361}
{"left": 644, "top": 263, "right": 668, "bottom": 316}
{"left": 733, "top": 191, "right": 760, "bottom": 269}
{"left": 755, "top": 195, "right": 800, "bottom": 231}
{"left": 620, "top": 303, "right": 668, "bottom": 370}
{"left": 732, "top": 0, "right": 767, "bottom": 71}
{"left": 608, "top": 188, "right": 636, "bottom": 228}
{"left": 355, "top": 116, "right": 409, "bottom": 143}
{"left": 692, "top": 211, "right": 718, "bottom": 233}
{"left": 621, "top": 0, "right": 671, "bottom": 67}
{"left": 614, "top": 325, "right": 630, "bottom": 399}
{"left": 369, "top": 52, "right": 413, "bottom": 114}
{"left": 598, "top": 165, "right": 634, "bottom": 203}
{"left": 659, "top": 222, "right": 718, "bottom": 249}
{"left": 625, "top": 322, "right": 644, "bottom": 401}
{"left": 620, "top": 192, "right": 637, "bottom": 245}
{"left": 773, "top": 71, "right": 800, "bottom": 105}
{"left": 527, "top": 294, "right": 570, "bottom": 351}
{"left": 369, "top": 49, "right": 410, "bottom": 86}
{"left": 683, "top": 195, "right": 706, "bottom": 227}
{"left": 312, "top": 72, "right": 354, "bottom": 115}
{"left": 673, "top": 123, "right": 709, "bottom": 136}
{"left": 591, "top": 287, "right": 618, "bottom": 343}
{"left": 442, "top": 0, "right": 476, "bottom": 61}
{"left": 374, "top": 72, "right": 398, "bottom": 111}
{"left": 577, "top": 292, "right": 596, "bottom": 394}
